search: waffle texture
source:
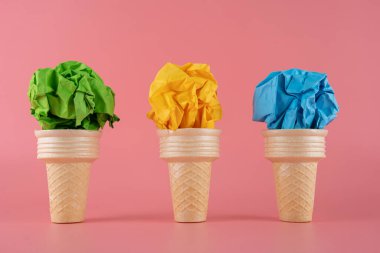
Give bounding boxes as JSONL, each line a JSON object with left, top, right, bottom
{"left": 46, "top": 162, "right": 91, "bottom": 223}
{"left": 169, "top": 162, "right": 211, "bottom": 222}
{"left": 273, "top": 162, "right": 317, "bottom": 222}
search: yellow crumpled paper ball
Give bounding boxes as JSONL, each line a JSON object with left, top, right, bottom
{"left": 147, "top": 63, "right": 222, "bottom": 130}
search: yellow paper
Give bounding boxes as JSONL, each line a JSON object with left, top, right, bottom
{"left": 147, "top": 63, "right": 222, "bottom": 130}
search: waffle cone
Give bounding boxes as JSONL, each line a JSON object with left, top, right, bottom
{"left": 47, "top": 162, "right": 91, "bottom": 223}
{"left": 273, "top": 162, "right": 317, "bottom": 222}
{"left": 168, "top": 161, "right": 211, "bottom": 222}
{"left": 263, "top": 129, "right": 327, "bottom": 223}
{"left": 158, "top": 128, "right": 220, "bottom": 223}
{"left": 35, "top": 130, "right": 100, "bottom": 223}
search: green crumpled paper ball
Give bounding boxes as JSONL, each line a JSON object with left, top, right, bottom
{"left": 28, "top": 61, "right": 119, "bottom": 130}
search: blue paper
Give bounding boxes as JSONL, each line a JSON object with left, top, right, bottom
{"left": 253, "top": 69, "right": 339, "bottom": 129}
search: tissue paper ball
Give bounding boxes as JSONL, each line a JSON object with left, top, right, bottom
{"left": 147, "top": 63, "right": 222, "bottom": 130}
{"left": 253, "top": 69, "right": 339, "bottom": 129}
{"left": 28, "top": 61, "right": 119, "bottom": 130}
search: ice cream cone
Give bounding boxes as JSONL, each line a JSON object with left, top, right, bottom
{"left": 35, "top": 130, "right": 101, "bottom": 223}
{"left": 158, "top": 128, "right": 220, "bottom": 223}
{"left": 263, "top": 129, "right": 327, "bottom": 222}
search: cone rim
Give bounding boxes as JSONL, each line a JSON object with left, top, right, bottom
{"left": 263, "top": 129, "right": 327, "bottom": 137}
{"left": 157, "top": 128, "right": 221, "bottom": 137}
{"left": 35, "top": 129, "right": 101, "bottom": 138}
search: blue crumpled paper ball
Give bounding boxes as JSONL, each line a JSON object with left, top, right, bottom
{"left": 253, "top": 69, "right": 339, "bottom": 129}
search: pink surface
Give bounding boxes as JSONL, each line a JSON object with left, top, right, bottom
{"left": 1, "top": 0, "right": 379, "bottom": 252}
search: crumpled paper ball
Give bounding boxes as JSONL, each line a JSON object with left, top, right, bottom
{"left": 147, "top": 63, "right": 222, "bottom": 130}
{"left": 253, "top": 68, "right": 339, "bottom": 129}
{"left": 28, "top": 61, "right": 119, "bottom": 130}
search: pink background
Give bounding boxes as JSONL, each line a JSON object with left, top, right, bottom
{"left": 1, "top": 0, "right": 379, "bottom": 252}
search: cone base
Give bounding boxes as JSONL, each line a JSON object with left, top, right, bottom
{"left": 279, "top": 216, "right": 312, "bottom": 223}
{"left": 174, "top": 211, "right": 207, "bottom": 223}
{"left": 51, "top": 218, "right": 85, "bottom": 224}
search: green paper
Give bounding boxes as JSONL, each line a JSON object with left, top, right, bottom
{"left": 28, "top": 61, "right": 119, "bottom": 130}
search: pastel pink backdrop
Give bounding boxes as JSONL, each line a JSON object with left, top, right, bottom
{"left": 1, "top": 0, "right": 379, "bottom": 252}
